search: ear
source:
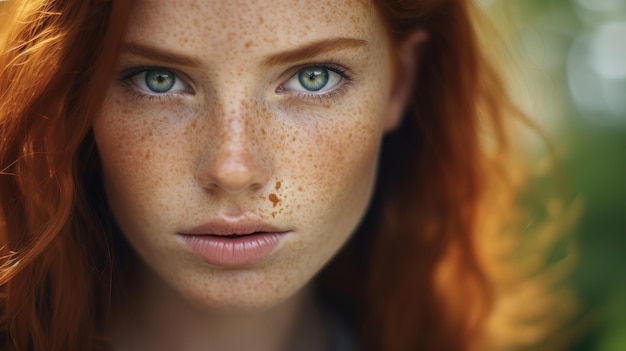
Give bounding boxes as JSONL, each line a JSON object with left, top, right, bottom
{"left": 384, "top": 30, "right": 428, "bottom": 132}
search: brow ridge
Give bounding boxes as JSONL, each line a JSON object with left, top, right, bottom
{"left": 120, "top": 37, "right": 367, "bottom": 68}
{"left": 263, "top": 37, "right": 367, "bottom": 66}
{"left": 120, "top": 42, "right": 202, "bottom": 67}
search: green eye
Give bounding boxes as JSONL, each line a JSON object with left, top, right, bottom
{"left": 297, "top": 67, "right": 329, "bottom": 92}
{"left": 129, "top": 68, "right": 189, "bottom": 95}
{"left": 283, "top": 65, "right": 343, "bottom": 94}
{"left": 145, "top": 69, "right": 176, "bottom": 92}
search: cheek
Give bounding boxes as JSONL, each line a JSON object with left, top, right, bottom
{"left": 272, "top": 97, "right": 388, "bottom": 229}
{"left": 92, "top": 95, "right": 191, "bottom": 231}
{"left": 298, "top": 119, "right": 379, "bottom": 191}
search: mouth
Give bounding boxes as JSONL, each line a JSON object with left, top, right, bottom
{"left": 217, "top": 232, "right": 269, "bottom": 238}
{"left": 178, "top": 219, "right": 290, "bottom": 267}
{"left": 179, "top": 220, "right": 285, "bottom": 237}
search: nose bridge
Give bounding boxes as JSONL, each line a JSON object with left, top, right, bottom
{"left": 198, "top": 98, "right": 270, "bottom": 194}
{"left": 217, "top": 104, "right": 249, "bottom": 152}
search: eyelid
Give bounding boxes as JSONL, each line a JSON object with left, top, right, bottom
{"left": 278, "top": 62, "right": 352, "bottom": 94}
{"left": 118, "top": 66, "right": 195, "bottom": 97}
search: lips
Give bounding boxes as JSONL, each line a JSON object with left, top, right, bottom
{"left": 178, "top": 219, "right": 290, "bottom": 267}
{"left": 180, "top": 220, "right": 285, "bottom": 236}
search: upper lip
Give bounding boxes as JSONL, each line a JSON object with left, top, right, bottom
{"left": 179, "top": 217, "right": 287, "bottom": 236}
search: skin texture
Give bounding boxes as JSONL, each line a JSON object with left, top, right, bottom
{"left": 93, "top": 0, "right": 420, "bottom": 349}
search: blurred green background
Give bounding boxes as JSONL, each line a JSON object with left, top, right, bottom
{"left": 483, "top": 0, "right": 626, "bottom": 350}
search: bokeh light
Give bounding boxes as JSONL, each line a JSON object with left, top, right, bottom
{"left": 490, "top": 0, "right": 626, "bottom": 350}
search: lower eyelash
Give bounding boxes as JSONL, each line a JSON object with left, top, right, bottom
{"left": 119, "top": 80, "right": 157, "bottom": 102}
{"left": 117, "top": 66, "right": 193, "bottom": 102}
{"left": 295, "top": 79, "right": 353, "bottom": 104}
{"left": 119, "top": 81, "right": 172, "bottom": 103}
{"left": 118, "top": 77, "right": 194, "bottom": 104}
{"left": 283, "top": 63, "right": 354, "bottom": 102}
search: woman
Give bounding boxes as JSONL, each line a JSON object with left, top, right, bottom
{"left": 0, "top": 0, "right": 559, "bottom": 350}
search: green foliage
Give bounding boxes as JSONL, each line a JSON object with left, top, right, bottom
{"left": 488, "top": 0, "right": 626, "bottom": 349}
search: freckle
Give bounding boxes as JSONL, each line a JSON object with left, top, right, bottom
{"left": 268, "top": 193, "right": 280, "bottom": 207}
{"left": 275, "top": 181, "right": 281, "bottom": 190}
{"left": 298, "top": 187, "right": 302, "bottom": 191}
{"left": 261, "top": 128, "right": 266, "bottom": 136}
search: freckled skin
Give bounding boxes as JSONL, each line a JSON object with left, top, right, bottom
{"left": 94, "top": 0, "right": 405, "bottom": 318}
{"left": 268, "top": 193, "right": 280, "bottom": 207}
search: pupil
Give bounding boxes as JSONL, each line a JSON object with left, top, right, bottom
{"left": 298, "top": 67, "right": 329, "bottom": 92}
{"left": 145, "top": 69, "right": 175, "bottom": 93}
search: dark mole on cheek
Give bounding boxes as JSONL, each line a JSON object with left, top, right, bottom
{"left": 268, "top": 193, "right": 280, "bottom": 207}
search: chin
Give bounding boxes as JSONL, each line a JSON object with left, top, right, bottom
{"left": 167, "top": 269, "right": 309, "bottom": 312}
{"left": 180, "top": 287, "right": 302, "bottom": 313}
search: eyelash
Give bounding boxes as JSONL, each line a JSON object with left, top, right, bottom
{"left": 117, "top": 62, "right": 354, "bottom": 103}
{"left": 279, "top": 62, "right": 353, "bottom": 103}
{"left": 117, "top": 66, "right": 194, "bottom": 102}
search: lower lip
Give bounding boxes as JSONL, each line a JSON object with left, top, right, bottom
{"left": 180, "top": 232, "right": 288, "bottom": 267}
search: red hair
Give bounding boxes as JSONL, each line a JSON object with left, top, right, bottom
{"left": 0, "top": 1, "right": 563, "bottom": 350}
{"left": 321, "top": 1, "right": 520, "bottom": 350}
{"left": 0, "top": 1, "right": 128, "bottom": 349}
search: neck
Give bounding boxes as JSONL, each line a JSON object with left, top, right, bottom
{"left": 107, "top": 264, "right": 329, "bottom": 351}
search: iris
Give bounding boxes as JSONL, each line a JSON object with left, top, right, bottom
{"left": 297, "top": 67, "right": 329, "bottom": 91}
{"left": 145, "top": 69, "right": 176, "bottom": 92}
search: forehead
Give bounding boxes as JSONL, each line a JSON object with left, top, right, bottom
{"left": 124, "top": 0, "right": 384, "bottom": 56}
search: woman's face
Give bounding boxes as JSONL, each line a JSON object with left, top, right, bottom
{"left": 94, "top": 0, "right": 408, "bottom": 309}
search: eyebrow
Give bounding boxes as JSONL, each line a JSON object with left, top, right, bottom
{"left": 263, "top": 37, "right": 367, "bottom": 66}
{"left": 120, "top": 42, "right": 202, "bottom": 67}
{"left": 119, "top": 37, "right": 367, "bottom": 68}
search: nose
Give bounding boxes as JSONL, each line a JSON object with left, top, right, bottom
{"left": 196, "top": 108, "right": 271, "bottom": 195}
